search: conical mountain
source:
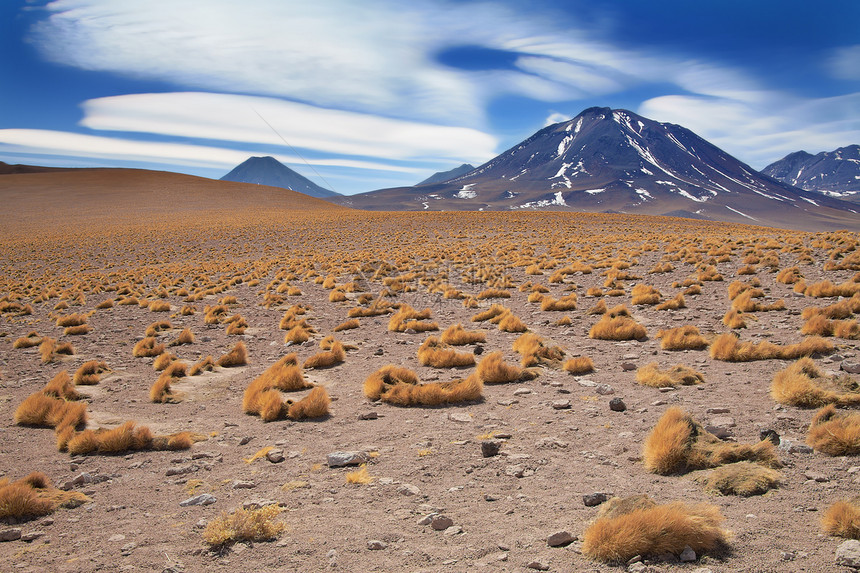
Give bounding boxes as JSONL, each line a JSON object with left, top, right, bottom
{"left": 221, "top": 156, "right": 340, "bottom": 199}
{"left": 763, "top": 145, "right": 860, "bottom": 200}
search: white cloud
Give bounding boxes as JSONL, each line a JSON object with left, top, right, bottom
{"left": 0, "top": 128, "right": 421, "bottom": 173}
{"left": 829, "top": 45, "right": 860, "bottom": 80}
{"left": 80, "top": 92, "right": 498, "bottom": 164}
{"left": 544, "top": 112, "right": 570, "bottom": 126}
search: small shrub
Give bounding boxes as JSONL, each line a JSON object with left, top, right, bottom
{"left": 700, "top": 461, "right": 781, "bottom": 496}
{"left": 217, "top": 341, "right": 248, "bottom": 367}
{"left": 189, "top": 355, "right": 216, "bottom": 376}
{"left": 0, "top": 472, "right": 90, "bottom": 520}
{"left": 132, "top": 336, "right": 165, "bottom": 358}
{"left": 148, "top": 300, "right": 171, "bottom": 312}
{"left": 333, "top": 318, "right": 360, "bottom": 332}
{"left": 636, "top": 363, "right": 704, "bottom": 388}
{"left": 303, "top": 341, "right": 346, "bottom": 369}
{"left": 655, "top": 293, "right": 685, "bottom": 311}
{"left": 285, "top": 386, "right": 331, "bottom": 420}
{"left": 513, "top": 332, "right": 565, "bottom": 367}
{"left": 73, "top": 360, "right": 110, "bottom": 385}
{"left": 203, "top": 505, "right": 285, "bottom": 548}
{"left": 440, "top": 323, "right": 486, "bottom": 345}
{"left": 476, "top": 351, "right": 538, "bottom": 384}
{"left": 656, "top": 325, "right": 708, "bottom": 350}
{"left": 470, "top": 304, "right": 507, "bottom": 322}
{"left": 710, "top": 333, "right": 833, "bottom": 362}
{"left": 13, "top": 332, "right": 42, "bottom": 349}
{"left": 169, "top": 327, "right": 195, "bottom": 346}
{"left": 417, "top": 337, "right": 475, "bottom": 368}
{"left": 144, "top": 320, "right": 172, "bottom": 336}
{"left": 563, "top": 356, "right": 595, "bottom": 375}
{"left": 346, "top": 465, "right": 373, "bottom": 484}
{"left": 589, "top": 314, "right": 647, "bottom": 341}
{"left": 822, "top": 499, "right": 860, "bottom": 540}
{"left": 363, "top": 365, "right": 482, "bottom": 406}
{"left": 771, "top": 358, "right": 860, "bottom": 408}
{"left": 807, "top": 405, "right": 860, "bottom": 456}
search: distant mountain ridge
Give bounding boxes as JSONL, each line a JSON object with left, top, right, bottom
{"left": 763, "top": 145, "right": 860, "bottom": 200}
{"left": 221, "top": 156, "right": 340, "bottom": 199}
{"left": 333, "top": 107, "right": 859, "bottom": 231}
{"left": 417, "top": 164, "right": 475, "bottom": 186}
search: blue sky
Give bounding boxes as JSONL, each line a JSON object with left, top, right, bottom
{"left": 1, "top": 0, "right": 859, "bottom": 195}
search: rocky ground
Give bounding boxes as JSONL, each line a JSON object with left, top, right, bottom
{"left": 0, "top": 208, "right": 859, "bottom": 573}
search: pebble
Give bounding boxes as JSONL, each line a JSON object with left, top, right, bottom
{"left": 709, "top": 416, "right": 736, "bottom": 428}
{"left": 397, "top": 483, "right": 421, "bottom": 496}
{"left": 0, "top": 528, "right": 22, "bottom": 542}
{"left": 179, "top": 493, "right": 216, "bottom": 507}
{"left": 595, "top": 384, "right": 615, "bottom": 395}
{"left": 358, "top": 412, "right": 378, "bottom": 420}
{"left": 680, "top": 546, "right": 696, "bottom": 562}
{"left": 841, "top": 360, "right": 860, "bottom": 374}
{"left": 448, "top": 412, "right": 472, "bottom": 423}
{"left": 804, "top": 470, "right": 829, "bottom": 483}
{"left": 620, "top": 363, "right": 637, "bottom": 371}
{"left": 238, "top": 436, "right": 253, "bottom": 445}
{"left": 366, "top": 540, "right": 387, "bottom": 550}
{"left": 327, "top": 451, "right": 370, "bottom": 467}
{"left": 166, "top": 465, "right": 196, "bottom": 476}
{"left": 266, "top": 449, "right": 285, "bottom": 463}
{"left": 231, "top": 480, "right": 256, "bottom": 489}
{"left": 526, "top": 561, "right": 549, "bottom": 571}
{"left": 836, "top": 539, "right": 860, "bottom": 568}
{"left": 582, "top": 492, "right": 610, "bottom": 507}
{"left": 481, "top": 439, "right": 503, "bottom": 457}
{"left": 551, "top": 400, "right": 571, "bottom": 410}
{"left": 706, "top": 407, "right": 730, "bottom": 414}
{"left": 430, "top": 515, "right": 454, "bottom": 530}
{"left": 444, "top": 525, "right": 463, "bottom": 535}
{"left": 20, "top": 531, "right": 44, "bottom": 542}
{"left": 513, "top": 388, "right": 533, "bottom": 396}
{"left": 609, "top": 398, "right": 627, "bottom": 412}
{"left": 108, "top": 534, "right": 126, "bottom": 542}
{"left": 547, "top": 531, "right": 575, "bottom": 547}
{"left": 759, "top": 429, "right": 780, "bottom": 445}
{"left": 497, "top": 399, "right": 519, "bottom": 406}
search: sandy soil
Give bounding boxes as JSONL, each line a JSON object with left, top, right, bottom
{"left": 0, "top": 198, "right": 858, "bottom": 573}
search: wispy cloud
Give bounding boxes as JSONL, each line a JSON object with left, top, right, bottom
{"left": 80, "top": 92, "right": 498, "bottom": 164}
{"left": 828, "top": 45, "right": 860, "bottom": 80}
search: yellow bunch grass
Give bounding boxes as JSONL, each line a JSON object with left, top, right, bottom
{"left": 0, "top": 472, "right": 90, "bottom": 520}
{"left": 562, "top": 356, "right": 595, "bottom": 375}
{"left": 636, "top": 363, "right": 704, "bottom": 388}
{"left": 43, "top": 371, "right": 81, "bottom": 401}
{"left": 73, "top": 360, "right": 110, "bottom": 385}
{"left": 417, "top": 336, "right": 475, "bottom": 368}
{"left": 440, "top": 323, "right": 486, "bottom": 345}
{"left": 709, "top": 333, "right": 833, "bottom": 362}
{"left": 189, "top": 355, "right": 216, "bottom": 376}
{"left": 333, "top": 318, "right": 360, "bottom": 332}
{"left": 388, "top": 304, "right": 438, "bottom": 332}
{"left": 631, "top": 284, "right": 661, "bottom": 305}
{"left": 801, "top": 315, "right": 860, "bottom": 339}
{"left": 12, "top": 331, "right": 42, "bottom": 349}
{"left": 700, "top": 461, "right": 781, "bottom": 496}
{"left": 144, "top": 320, "right": 172, "bottom": 336}
{"left": 132, "top": 336, "right": 165, "bottom": 358}
{"left": 581, "top": 496, "right": 729, "bottom": 564}
{"left": 540, "top": 294, "right": 577, "bottom": 311}
{"left": 497, "top": 312, "right": 529, "bottom": 333}
{"left": 807, "top": 405, "right": 860, "bottom": 456}
{"left": 169, "top": 327, "right": 195, "bottom": 346}
{"left": 655, "top": 293, "right": 686, "bottom": 311}
{"left": 56, "top": 313, "right": 88, "bottom": 327}
{"left": 364, "top": 368, "right": 482, "bottom": 406}
{"left": 303, "top": 341, "right": 346, "bottom": 369}
{"left": 153, "top": 351, "right": 177, "bottom": 371}
{"left": 643, "top": 406, "right": 779, "bottom": 475}
{"left": 285, "top": 386, "right": 331, "bottom": 420}
{"left": 202, "top": 505, "right": 285, "bottom": 547}
{"left": 513, "top": 332, "right": 565, "bottom": 367}
{"left": 722, "top": 309, "right": 751, "bottom": 329}
{"left": 822, "top": 499, "right": 860, "bottom": 540}
{"left": 732, "top": 291, "right": 785, "bottom": 312}
{"left": 476, "top": 351, "right": 538, "bottom": 383}
{"left": 217, "top": 341, "right": 248, "bottom": 367}
{"left": 585, "top": 299, "right": 608, "bottom": 315}
{"left": 656, "top": 325, "right": 708, "bottom": 350}
{"left": 470, "top": 303, "right": 508, "bottom": 322}
{"left": 771, "top": 357, "right": 860, "bottom": 408}
{"left": 589, "top": 314, "right": 647, "bottom": 341}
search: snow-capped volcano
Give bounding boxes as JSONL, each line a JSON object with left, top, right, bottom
{"left": 763, "top": 145, "right": 860, "bottom": 200}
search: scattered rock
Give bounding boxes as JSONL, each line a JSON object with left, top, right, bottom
{"left": 242, "top": 498, "right": 278, "bottom": 510}
{"left": 481, "top": 439, "right": 503, "bottom": 457}
{"left": 166, "top": 465, "right": 196, "bottom": 476}
{"left": 704, "top": 425, "right": 733, "bottom": 439}
{"left": 107, "top": 534, "right": 126, "bottom": 542}
{"left": 265, "top": 448, "right": 285, "bottom": 463}
{"left": 609, "top": 398, "right": 627, "bottom": 412}
{"left": 582, "top": 492, "right": 610, "bottom": 507}
{"left": 535, "top": 437, "right": 568, "bottom": 449}
{"left": 373, "top": 348, "right": 384, "bottom": 356}
{"left": 327, "top": 451, "right": 370, "bottom": 468}
{"left": 620, "top": 363, "right": 637, "bottom": 372}
{"left": 680, "top": 545, "right": 697, "bottom": 562}
{"left": 552, "top": 399, "right": 572, "bottom": 410}
{"left": 358, "top": 411, "right": 378, "bottom": 420}
{"left": 836, "top": 539, "right": 860, "bottom": 568}
{"left": 179, "top": 493, "right": 216, "bottom": 507}
{"left": 448, "top": 412, "right": 472, "bottom": 423}
{"left": 526, "top": 561, "right": 549, "bottom": 571}
{"left": 804, "top": 470, "right": 829, "bottom": 483}
{"left": 497, "top": 399, "right": 519, "bottom": 406}
{"left": 0, "top": 528, "right": 22, "bottom": 542}
{"left": 841, "top": 360, "right": 860, "bottom": 374}
{"left": 367, "top": 540, "right": 387, "bottom": 550}
{"left": 430, "top": 515, "right": 454, "bottom": 530}
{"left": 231, "top": 480, "right": 256, "bottom": 489}
{"left": 20, "top": 531, "right": 44, "bottom": 542}
{"left": 397, "top": 483, "right": 421, "bottom": 496}
{"left": 547, "top": 531, "right": 575, "bottom": 547}
{"left": 513, "top": 388, "right": 533, "bottom": 396}
{"left": 706, "top": 407, "right": 730, "bottom": 414}
{"left": 474, "top": 345, "right": 484, "bottom": 355}
{"left": 595, "top": 384, "right": 615, "bottom": 395}
{"left": 444, "top": 525, "right": 463, "bottom": 535}
{"left": 238, "top": 436, "right": 253, "bottom": 445}
{"left": 709, "top": 416, "right": 736, "bottom": 428}
{"left": 759, "top": 429, "right": 780, "bottom": 445}
{"left": 779, "top": 439, "right": 813, "bottom": 454}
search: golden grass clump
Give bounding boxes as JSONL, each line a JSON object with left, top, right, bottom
{"left": 540, "top": 294, "right": 578, "bottom": 311}
{"left": 95, "top": 299, "right": 114, "bottom": 309}
{"left": 346, "top": 465, "right": 374, "bottom": 485}
{"left": 656, "top": 325, "right": 709, "bottom": 350}
{"left": 303, "top": 340, "right": 346, "bottom": 369}
{"left": 66, "top": 421, "right": 197, "bottom": 455}
{"left": 417, "top": 336, "right": 476, "bottom": 368}
{"left": 655, "top": 293, "right": 686, "bottom": 311}
{"left": 203, "top": 505, "right": 285, "bottom": 548}
{"left": 513, "top": 332, "right": 565, "bottom": 367}
{"left": 709, "top": 332, "right": 833, "bottom": 362}
{"left": 476, "top": 351, "right": 538, "bottom": 384}
{"left": 476, "top": 288, "right": 511, "bottom": 300}
{"left": 217, "top": 341, "right": 248, "bottom": 367}
{"left": 636, "top": 363, "right": 704, "bottom": 388}
{"left": 169, "top": 327, "right": 195, "bottom": 346}
{"left": 731, "top": 291, "right": 786, "bottom": 312}
{"left": 581, "top": 495, "right": 729, "bottom": 564}
{"left": 589, "top": 314, "right": 647, "bottom": 341}
{"left": 496, "top": 311, "right": 529, "bottom": 333}
{"left": 722, "top": 309, "right": 751, "bottom": 329}
{"left": 440, "top": 323, "right": 486, "bottom": 345}
{"left": 73, "top": 360, "right": 110, "bottom": 385}
{"left": 63, "top": 324, "right": 91, "bottom": 336}
{"left": 132, "top": 336, "right": 165, "bottom": 358}
{"left": 806, "top": 405, "right": 860, "bottom": 456}
{"left": 39, "top": 337, "right": 75, "bottom": 363}
{"left": 148, "top": 300, "right": 171, "bottom": 312}
{"left": 822, "top": 498, "right": 860, "bottom": 540}
{"left": 284, "top": 325, "right": 312, "bottom": 345}
{"left": 802, "top": 280, "right": 860, "bottom": 298}
{"left": 150, "top": 370, "right": 183, "bottom": 403}
{"left": 0, "top": 472, "right": 90, "bottom": 520}
{"left": 13, "top": 331, "right": 42, "bottom": 349}
{"left": 43, "top": 371, "right": 81, "bottom": 401}
{"left": 771, "top": 357, "right": 860, "bottom": 408}
{"left": 333, "top": 318, "right": 360, "bottom": 332}
{"left": 700, "top": 461, "right": 781, "bottom": 496}
{"left": 243, "top": 355, "right": 312, "bottom": 416}
{"left": 144, "top": 320, "right": 172, "bottom": 336}
{"left": 585, "top": 299, "right": 608, "bottom": 315}
{"left": 153, "top": 351, "right": 177, "bottom": 371}
{"left": 285, "top": 386, "right": 331, "bottom": 420}
{"left": 631, "top": 284, "right": 661, "bottom": 305}
{"left": 387, "top": 304, "right": 438, "bottom": 332}
{"left": 643, "top": 406, "right": 779, "bottom": 475}
{"left": 801, "top": 315, "right": 860, "bottom": 339}
{"left": 562, "top": 356, "right": 595, "bottom": 375}
{"left": 189, "top": 355, "right": 216, "bottom": 376}
{"left": 363, "top": 366, "right": 482, "bottom": 406}
{"left": 776, "top": 266, "right": 802, "bottom": 284}
{"left": 56, "top": 313, "right": 88, "bottom": 327}
{"left": 471, "top": 303, "right": 508, "bottom": 322}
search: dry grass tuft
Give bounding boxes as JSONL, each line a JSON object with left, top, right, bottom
{"left": 822, "top": 498, "right": 860, "bottom": 540}
{"left": 476, "top": 351, "right": 538, "bottom": 384}
{"left": 643, "top": 406, "right": 779, "bottom": 475}
{"left": 470, "top": 303, "right": 508, "bottom": 322}
{"left": 496, "top": 311, "right": 529, "bottom": 333}
{"left": 732, "top": 291, "right": 785, "bottom": 312}
{"left": 801, "top": 315, "right": 860, "bottom": 339}
{"left": 589, "top": 314, "right": 647, "bottom": 341}
{"left": 153, "top": 351, "right": 177, "bottom": 371}
{"left": 563, "top": 356, "right": 595, "bottom": 375}
{"left": 217, "top": 341, "right": 248, "bottom": 367}
{"left": 655, "top": 293, "right": 686, "bottom": 311}
{"left": 132, "top": 336, "right": 165, "bottom": 358}
{"left": 285, "top": 386, "right": 331, "bottom": 420}
{"left": 417, "top": 336, "right": 475, "bottom": 368}
{"left": 363, "top": 365, "right": 482, "bottom": 406}
{"left": 512, "top": 332, "right": 565, "bottom": 367}
{"left": 43, "top": 371, "right": 81, "bottom": 401}
{"left": 169, "top": 327, "right": 195, "bottom": 346}
{"left": 710, "top": 333, "right": 833, "bottom": 362}
{"left": 581, "top": 495, "right": 729, "bottom": 563}
{"left": 13, "top": 331, "right": 42, "bottom": 349}
{"left": 388, "top": 305, "right": 437, "bottom": 332}
{"left": 656, "top": 325, "right": 708, "bottom": 350}
{"left": 771, "top": 358, "right": 860, "bottom": 408}
{"left": 189, "top": 355, "right": 216, "bottom": 376}
{"left": 345, "top": 465, "right": 374, "bottom": 484}
{"left": 73, "top": 360, "right": 110, "bottom": 385}
{"left": 303, "top": 341, "right": 346, "bottom": 369}
{"left": 585, "top": 299, "right": 608, "bottom": 315}
{"left": 40, "top": 337, "right": 75, "bottom": 363}
{"left": 440, "top": 323, "right": 486, "bottom": 345}
{"left": 0, "top": 472, "right": 90, "bottom": 520}
{"left": 203, "top": 505, "right": 285, "bottom": 547}
{"left": 540, "top": 294, "right": 577, "bottom": 311}
{"left": 631, "top": 284, "right": 662, "bottom": 305}
{"left": 636, "top": 363, "right": 704, "bottom": 388}
{"left": 700, "top": 461, "right": 781, "bottom": 496}
{"left": 144, "top": 320, "right": 172, "bottom": 336}
{"left": 56, "top": 313, "right": 88, "bottom": 328}
{"left": 333, "top": 318, "right": 360, "bottom": 332}
{"left": 722, "top": 309, "right": 752, "bottom": 329}
{"left": 148, "top": 300, "right": 171, "bottom": 312}
{"left": 807, "top": 405, "right": 860, "bottom": 456}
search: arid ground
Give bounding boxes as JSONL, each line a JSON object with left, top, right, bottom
{"left": 1, "top": 170, "right": 858, "bottom": 572}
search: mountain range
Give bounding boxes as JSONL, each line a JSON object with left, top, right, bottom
{"left": 220, "top": 156, "right": 340, "bottom": 199}
{"left": 332, "top": 107, "right": 858, "bottom": 230}
{"left": 417, "top": 163, "right": 475, "bottom": 186}
{"left": 763, "top": 145, "right": 860, "bottom": 200}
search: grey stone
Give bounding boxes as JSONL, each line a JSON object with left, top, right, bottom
{"left": 242, "top": 498, "right": 278, "bottom": 510}
{"left": 366, "top": 540, "right": 387, "bottom": 550}
{"left": 552, "top": 399, "right": 572, "bottom": 409}
{"left": 706, "top": 407, "right": 730, "bottom": 414}
{"left": 481, "top": 439, "right": 503, "bottom": 457}
{"left": 397, "top": 483, "right": 421, "bottom": 496}
{"left": 836, "top": 539, "right": 860, "bottom": 568}
{"left": 266, "top": 448, "right": 285, "bottom": 463}
{"left": 20, "top": 531, "right": 44, "bottom": 542}
{"left": 680, "top": 545, "right": 697, "bottom": 562}
{"left": 841, "top": 360, "right": 860, "bottom": 374}
{"left": 326, "top": 451, "right": 370, "bottom": 467}
{"left": 609, "top": 397, "right": 627, "bottom": 412}
{"left": 595, "top": 384, "right": 615, "bottom": 395}
{"left": 358, "top": 411, "right": 378, "bottom": 420}
{"left": 804, "top": 470, "right": 829, "bottom": 482}
{"left": 513, "top": 388, "right": 533, "bottom": 396}
{"left": 166, "top": 464, "right": 196, "bottom": 476}
{"left": 430, "top": 515, "right": 454, "bottom": 530}
{"left": 621, "top": 363, "right": 637, "bottom": 371}
{"left": 535, "top": 437, "right": 568, "bottom": 449}
{"left": 760, "top": 429, "right": 780, "bottom": 445}
{"left": 444, "top": 525, "right": 463, "bottom": 535}
{"left": 709, "top": 416, "right": 736, "bottom": 428}
{"left": 448, "top": 412, "right": 472, "bottom": 423}
{"left": 417, "top": 513, "right": 437, "bottom": 525}
{"left": 231, "top": 480, "right": 256, "bottom": 489}
{"left": 547, "top": 531, "right": 575, "bottom": 547}
{"left": 526, "top": 561, "right": 549, "bottom": 571}
{"left": 582, "top": 492, "right": 610, "bottom": 507}
{"left": 179, "top": 493, "right": 216, "bottom": 506}
{"left": 0, "top": 528, "right": 22, "bottom": 542}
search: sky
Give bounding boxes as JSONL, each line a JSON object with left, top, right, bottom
{"left": 1, "top": 0, "right": 859, "bottom": 195}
